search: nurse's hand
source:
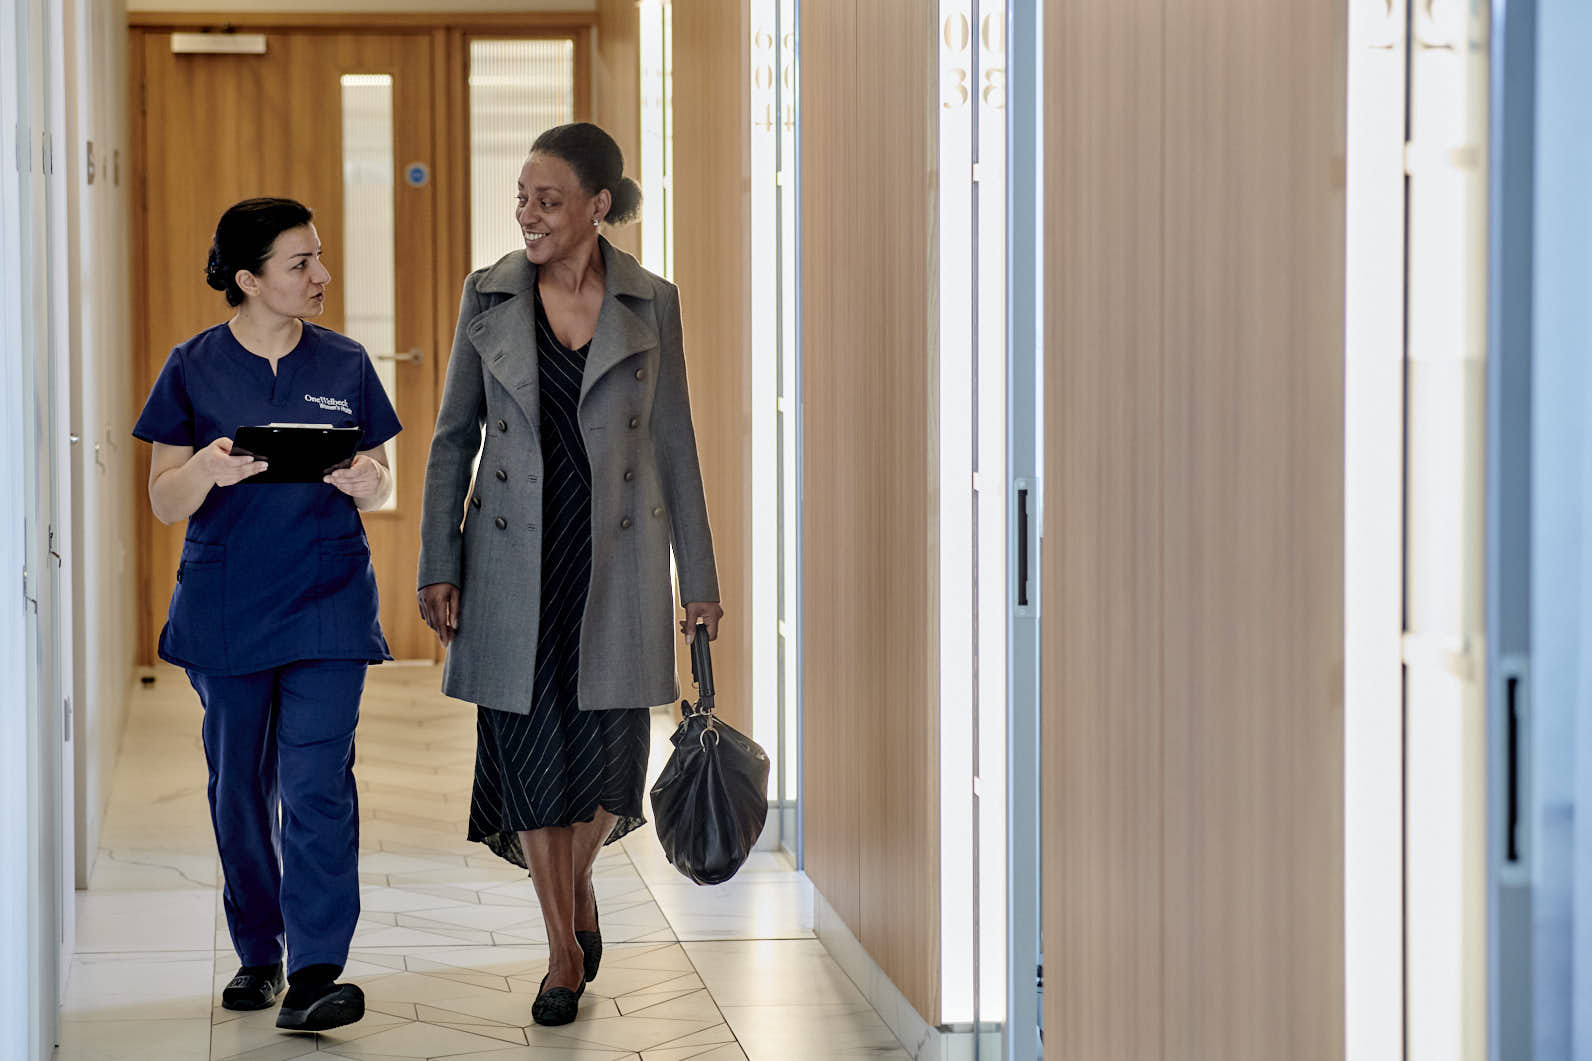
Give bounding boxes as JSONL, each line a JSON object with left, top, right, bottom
{"left": 201, "top": 437, "right": 267, "bottom": 487}
{"left": 418, "top": 582, "right": 461, "bottom": 646}
{"left": 325, "top": 453, "right": 386, "bottom": 500}
{"left": 679, "top": 602, "right": 723, "bottom": 643}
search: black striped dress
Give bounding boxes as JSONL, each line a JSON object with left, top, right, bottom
{"left": 467, "top": 286, "right": 652, "bottom": 869}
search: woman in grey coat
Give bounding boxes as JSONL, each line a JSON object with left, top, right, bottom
{"left": 416, "top": 122, "right": 721, "bottom": 1027}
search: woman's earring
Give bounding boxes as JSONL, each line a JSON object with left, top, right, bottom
{"left": 592, "top": 218, "right": 601, "bottom": 229}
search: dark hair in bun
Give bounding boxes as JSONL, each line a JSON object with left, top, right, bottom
{"left": 530, "top": 122, "right": 642, "bottom": 225}
{"left": 205, "top": 197, "right": 315, "bottom": 306}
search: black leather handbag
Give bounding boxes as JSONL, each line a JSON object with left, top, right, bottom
{"left": 649, "top": 625, "right": 770, "bottom": 885}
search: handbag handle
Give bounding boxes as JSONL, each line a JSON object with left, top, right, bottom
{"left": 690, "top": 622, "right": 716, "bottom": 711}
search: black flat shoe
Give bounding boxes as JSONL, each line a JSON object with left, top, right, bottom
{"left": 531, "top": 974, "right": 585, "bottom": 1027}
{"left": 575, "top": 900, "right": 602, "bottom": 983}
{"left": 221, "top": 964, "right": 285, "bottom": 1011}
{"left": 275, "top": 983, "right": 365, "bottom": 1031}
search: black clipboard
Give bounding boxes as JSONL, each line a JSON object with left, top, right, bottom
{"left": 232, "top": 424, "right": 362, "bottom": 483}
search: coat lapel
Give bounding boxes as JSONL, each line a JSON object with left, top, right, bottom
{"left": 468, "top": 240, "right": 659, "bottom": 423}
{"left": 580, "top": 239, "right": 659, "bottom": 405}
{"left": 469, "top": 253, "right": 540, "bottom": 429}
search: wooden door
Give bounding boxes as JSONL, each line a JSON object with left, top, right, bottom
{"left": 134, "top": 30, "right": 438, "bottom": 660}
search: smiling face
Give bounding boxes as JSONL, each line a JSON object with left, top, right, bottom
{"left": 516, "top": 152, "right": 611, "bottom": 267}
{"left": 236, "top": 223, "right": 330, "bottom": 319}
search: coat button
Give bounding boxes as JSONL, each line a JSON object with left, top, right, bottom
{"left": 623, "top": 470, "right": 635, "bottom": 482}
{"left": 471, "top": 496, "right": 481, "bottom": 509}
{"left": 620, "top": 517, "right": 632, "bottom": 530}
{"left": 628, "top": 416, "right": 639, "bottom": 429}
{"left": 494, "top": 516, "right": 507, "bottom": 530}
{"left": 497, "top": 419, "right": 508, "bottom": 433}
{"left": 634, "top": 368, "right": 646, "bottom": 380}
{"left": 495, "top": 468, "right": 507, "bottom": 481}
{"left": 652, "top": 506, "right": 664, "bottom": 518}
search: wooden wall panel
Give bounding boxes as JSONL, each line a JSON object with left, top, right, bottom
{"left": 594, "top": 0, "right": 640, "bottom": 259}
{"left": 800, "top": 0, "right": 940, "bottom": 1025}
{"left": 1043, "top": 1, "right": 1347, "bottom": 1057}
{"left": 1042, "top": 0, "right": 1166, "bottom": 1055}
{"left": 1158, "top": 1, "right": 1347, "bottom": 1054}
{"left": 670, "top": 0, "right": 752, "bottom": 734}
{"left": 796, "top": 0, "right": 860, "bottom": 936}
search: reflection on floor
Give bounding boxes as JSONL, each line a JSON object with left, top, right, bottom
{"left": 56, "top": 663, "right": 909, "bottom": 1061}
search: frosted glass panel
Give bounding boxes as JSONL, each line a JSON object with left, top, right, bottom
{"left": 340, "top": 74, "right": 397, "bottom": 510}
{"left": 469, "top": 39, "right": 576, "bottom": 271}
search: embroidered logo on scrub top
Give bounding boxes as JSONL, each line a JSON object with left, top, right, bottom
{"left": 305, "top": 394, "right": 353, "bottom": 415}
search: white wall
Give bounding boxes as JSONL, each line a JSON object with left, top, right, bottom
{"left": 0, "top": 0, "right": 45, "bottom": 1046}
{"left": 65, "top": 0, "right": 138, "bottom": 888}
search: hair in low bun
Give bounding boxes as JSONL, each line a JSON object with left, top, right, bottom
{"left": 607, "top": 177, "right": 643, "bottom": 225}
{"left": 205, "top": 197, "right": 315, "bottom": 307}
{"left": 530, "top": 122, "right": 642, "bottom": 226}
{"left": 205, "top": 246, "right": 231, "bottom": 294}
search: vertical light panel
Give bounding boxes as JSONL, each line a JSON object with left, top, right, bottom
{"left": 340, "top": 74, "right": 398, "bottom": 510}
{"left": 939, "top": 0, "right": 1010, "bottom": 1026}
{"left": 776, "top": 0, "right": 799, "bottom": 851}
{"left": 937, "top": 0, "right": 976, "bottom": 1026}
{"left": 973, "top": 3, "right": 1008, "bottom": 1023}
{"left": 1403, "top": 0, "right": 1491, "bottom": 1056}
{"left": 468, "top": 38, "right": 575, "bottom": 272}
{"left": 639, "top": 1, "right": 674, "bottom": 278}
{"left": 749, "top": 0, "right": 780, "bottom": 798}
{"left": 1342, "top": 0, "right": 1406, "bottom": 1055}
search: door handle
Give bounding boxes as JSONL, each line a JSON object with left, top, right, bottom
{"left": 373, "top": 348, "right": 424, "bottom": 364}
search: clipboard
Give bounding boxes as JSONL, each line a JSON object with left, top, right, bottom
{"left": 232, "top": 424, "right": 363, "bottom": 483}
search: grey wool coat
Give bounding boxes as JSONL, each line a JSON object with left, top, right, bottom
{"left": 417, "top": 238, "right": 719, "bottom": 714}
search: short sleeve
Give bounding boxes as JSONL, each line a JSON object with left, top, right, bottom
{"left": 359, "top": 351, "right": 402, "bottom": 450}
{"left": 131, "top": 348, "right": 196, "bottom": 446}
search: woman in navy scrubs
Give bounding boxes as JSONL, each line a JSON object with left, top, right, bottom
{"left": 133, "top": 197, "right": 400, "bottom": 1032}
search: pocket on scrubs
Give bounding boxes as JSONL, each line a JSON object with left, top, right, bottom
{"left": 315, "top": 534, "right": 379, "bottom": 655}
{"left": 169, "top": 539, "right": 228, "bottom": 668}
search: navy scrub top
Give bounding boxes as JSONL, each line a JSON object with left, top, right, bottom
{"left": 133, "top": 321, "right": 403, "bottom": 676}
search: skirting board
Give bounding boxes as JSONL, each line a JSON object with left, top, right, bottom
{"left": 812, "top": 887, "right": 1004, "bottom": 1061}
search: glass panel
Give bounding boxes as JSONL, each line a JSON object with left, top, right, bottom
{"left": 469, "top": 39, "right": 576, "bottom": 271}
{"left": 339, "top": 73, "right": 397, "bottom": 511}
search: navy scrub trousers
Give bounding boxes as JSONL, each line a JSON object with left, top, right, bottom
{"left": 192, "top": 660, "right": 367, "bottom": 972}
{"left": 133, "top": 321, "right": 402, "bottom": 977}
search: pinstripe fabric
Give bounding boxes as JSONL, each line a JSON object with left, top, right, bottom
{"left": 468, "top": 289, "right": 651, "bottom": 868}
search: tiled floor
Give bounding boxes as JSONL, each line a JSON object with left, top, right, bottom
{"left": 57, "top": 663, "right": 909, "bottom": 1061}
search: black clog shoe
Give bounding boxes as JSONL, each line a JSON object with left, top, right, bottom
{"left": 221, "top": 965, "right": 285, "bottom": 1011}
{"left": 275, "top": 983, "right": 365, "bottom": 1031}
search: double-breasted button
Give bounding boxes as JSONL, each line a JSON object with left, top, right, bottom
{"left": 471, "top": 495, "right": 481, "bottom": 509}
{"left": 496, "top": 419, "right": 508, "bottom": 433}
{"left": 529, "top": 474, "right": 538, "bottom": 483}
{"left": 495, "top": 468, "right": 508, "bottom": 481}
{"left": 494, "top": 516, "right": 507, "bottom": 530}
{"left": 620, "top": 517, "right": 633, "bottom": 530}
{"left": 652, "top": 506, "right": 664, "bottom": 518}
{"left": 634, "top": 368, "right": 646, "bottom": 380}
{"left": 628, "top": 416, "right": 640, "bottom": 429}
{"left": 623, "top": 470, "right": 635, "bottom": 482}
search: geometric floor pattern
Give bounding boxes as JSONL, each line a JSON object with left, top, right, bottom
{"left": 56, "top": 662, "right": 910, "bottom": 1060}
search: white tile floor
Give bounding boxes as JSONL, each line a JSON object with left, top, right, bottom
{"left": 55, "top": 663, "right": 909, "bottom": 1061}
